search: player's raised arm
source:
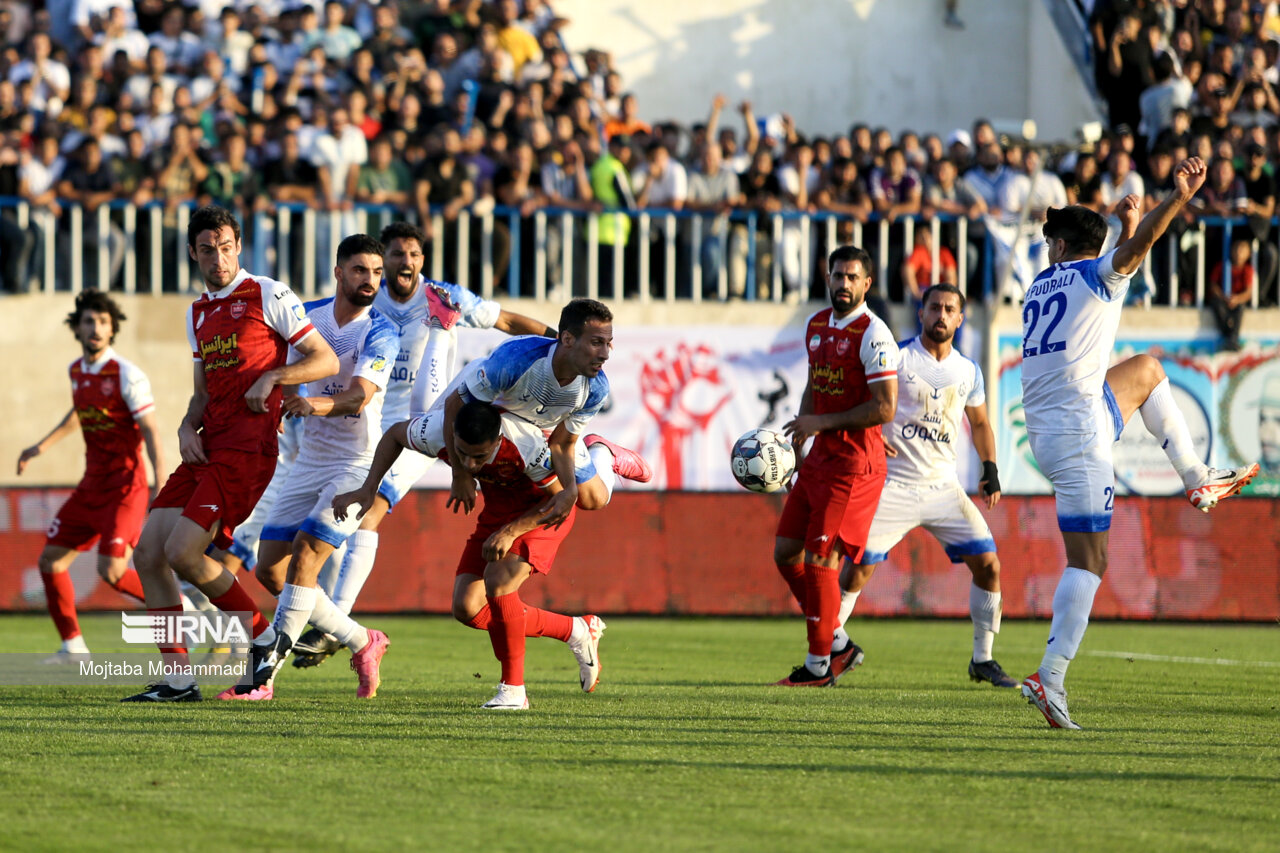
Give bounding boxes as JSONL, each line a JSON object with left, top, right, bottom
{"left": 493, "top": 309, "right": 557, "bottom": 338}
{"left": 16, "top": 408, "right": 79, "bottom": 475}
{"left": 1111, "top": 157, "right": 1207, "bottom": 276}
{"left": 1114, "top": 193, "right": 1142, "bottom": 245}
{"left": 333, "top": 421, "right": 412, "bottom": 522}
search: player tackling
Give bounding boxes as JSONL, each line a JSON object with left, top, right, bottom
{"left": 773, "top": 245, "right": 899, "bottom": 687}
{"left": 1019, "top": 160, "right": 1259, "bottom": 728}
{"left": 835, "top": 283, "right": 1016, "bottom": 688}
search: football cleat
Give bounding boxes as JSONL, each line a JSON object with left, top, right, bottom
{"left": 568, "top": 615, "right": 606, "bottom": 693}
{"left": 773, "top": 663, "right": 834, "bottom": 687}
{"left": 583, "top": 434, "right": 653, "bottom": 483}
{"left": 1020, "top": 671, "right": 1081, "bottom": 730}
{"left": 482, "top": 682, "right": 530, "bottom": 710}
{"left": 292, "top": 627, "right": 342, "bottom": 669}
{"left": 351, "top": 629, "right": 390, "bottom": 698}
{"left": 968, "top": 658, "right": 1019, "bottom": 688}
{"left": 424, "top": 282, "right": 462, "bottom": 330}
{"left": 218, "top": 636, "right": 290, "bottom": 700}
{"left": 829, "top": 641, "right": 865, "bottom": 684}
{"left": 121, "top": 682, "right": 203, "bottom": 703}
{"left": 42, "top": 649, "right": 91, "bottom": 665}
{"left": 1186, "top": 463, "right": 1260, "bottom": 511}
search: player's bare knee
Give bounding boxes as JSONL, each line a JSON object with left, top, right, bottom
{"left": 254, "top": 563, "right": 285, "bottom": 596}
{"left": 37, "top": 549, "right": 67, "bottom": 574}
{"left": 842, "top": 561, "right": 875, "bottom": 592}
{"left": 773, "top": 541, "right": 802, "bottom": 567}
{"left": 1135, "top": 353, "right": 1166, "bottom": 392}
{"left": 98, "top": 558, "right": 127, "bottom": 584}
{"left": 575, "top": 478, "right": 609, "bottom": 510}
{"left": 967, "top": 554, "right": 1000, "bottom": 590}
{"left": 289, "top": 534, "right": 331, "bottom": 585}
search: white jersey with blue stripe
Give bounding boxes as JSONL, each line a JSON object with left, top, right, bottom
{"left": 886, "top": 337, "right": 985, "bottom": 486}
{"left": 374, "top": 277, "right": 501, "bottom": 425}
{"left": 295, "top": 298, "right": 399, "bottom": 465}
{"left": 1019, "top": 250, "right": 1133, "bottom": 434}
{"left": 457, "top": 335, "right": 609, "bottom": 435}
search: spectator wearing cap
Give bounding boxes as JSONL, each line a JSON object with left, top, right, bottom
{"left": 945, "top": 129, "right": 972, "bottom": 169}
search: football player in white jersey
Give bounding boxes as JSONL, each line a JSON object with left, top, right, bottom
{"left": 290, "top": 221, "right": 557, "bottom": 667}
{"left": 834, "top": 284, "right": 1016, "bottom": 688}
{"left": 442, "top": 298, "right": 651, "bottom": 530}
{"left": 221, "top": 234, "right": 398, "bottom": 702}
{"left": 1019, "top": 160, "right": 1259, "bottom": 729}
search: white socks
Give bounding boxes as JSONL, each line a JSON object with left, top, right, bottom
{"left": 332, "top": 530, "right": 378, "bottom": 614}
{"left": 310, "top": 587, "right": 370, "bottom": 653}
{"left": 836, "top": 588, "right": 860, "bottom": 628}
{"left": 587, "top": 441, "right": 616, "bottom": 501}
{"left": 970, "top": 585, "right": 1002, "bottom": 664}
{"left": 410, "top": 325, "right": 454, "bottom": 416}
{"left": 804, "top": 653, "right": 830, "bottom": 674}
{"left": 1040, "top": 567, "right": 1102, "bottom": 691}
{"left": 62, "top": 635, "right": 89, "bottom": 654}
{"left": 272, "top": 583, "right": 317, "bottom": 646}
{"left": 1140, "top": 377, "right": 1206, "bottom": 487}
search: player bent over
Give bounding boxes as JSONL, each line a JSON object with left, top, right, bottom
{"left": 17, "top": 291, "right": 166, "bottom": 662}
{"left": 224, "top": 235, "right": 398, "bottom": 701}
{"left": 291, "top": 221, "right": 556, "bottom": 666}
{"left": 773, "top": 246, "right": 899, "bottom": 687}
{"left": 122, "top": 206, "right": 338, "bottom": 703}
{"left": 835, "top": 284, "right": 1016, "bottom": 688}
{"left": 1019, "top": 166, "right": 1258, "bottom": 729}
{"left": 335, "top": 402, "right": 635, "bottom": 709}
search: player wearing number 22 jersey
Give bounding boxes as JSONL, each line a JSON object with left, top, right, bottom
{"left": 1017, "top": 178, "right": 1258, "bottom": 730}
{"left": 773, "top": 246, "right": 899, "bottom": 688}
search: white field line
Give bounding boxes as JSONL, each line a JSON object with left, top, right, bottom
{"left": 1082, "top": 650, "right": 1280, "bottom": 668}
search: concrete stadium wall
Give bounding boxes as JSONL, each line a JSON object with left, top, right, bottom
{"left": 558, "top": 0, "right": 1099, "bottom": 142}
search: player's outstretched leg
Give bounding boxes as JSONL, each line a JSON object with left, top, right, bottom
{"left": 1108, "top": 355, "right": 1259, "bottom": 510}
{"left": 584, "top": 434, "right": 653, "bottom": 484}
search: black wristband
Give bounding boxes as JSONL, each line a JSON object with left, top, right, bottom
{"left": 981, "top": 461, "right": 1000, "bottom": 495}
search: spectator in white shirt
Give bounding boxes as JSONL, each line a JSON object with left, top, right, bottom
{"left": 312, "top": 107, "right": 369, "bottom": 207}
{"left": 1139, "top": 52, "right": 1193, "bottom": 148}
{"left": 96, "top": 6, "right": 149, "bottom": 68}
{"left": 8, "top": 33, "right": 70, "bottom": 112}
{"left": 633, "top": 140, "right": 687, "bottom": 209}
{"left": 149, "top": 6, "right": 205, "bottom": 75}
{"left": 125, "top": 46, "right": 181, "bottom": 112}
{"left": 206, "top": 6, "right": 255, "bottom": 76}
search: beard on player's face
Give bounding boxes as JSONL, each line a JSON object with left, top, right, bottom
{"left": 924, "top": 321, "right": 954, "bottom": 344}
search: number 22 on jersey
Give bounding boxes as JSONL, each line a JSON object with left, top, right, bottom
{"left": 1022, "top": 292, "right": 1068, "bottom": 358}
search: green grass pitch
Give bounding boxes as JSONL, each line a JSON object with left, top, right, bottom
{"left": 0, "top": 615, "right": 1277, "bottom": 852}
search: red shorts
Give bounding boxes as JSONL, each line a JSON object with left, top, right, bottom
{"left": 455, "top": 507, "right": 577, "bottom": 577}
{"left": 776, "top": 464, "right": 885, "bottom": 561}
{"left": 45, "top": 484, "right": 148, "bottom": 558}
{"left": 152, "top": 450, "right": 277, "bottom": 550}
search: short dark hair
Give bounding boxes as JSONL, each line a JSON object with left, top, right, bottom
{"left": 66, "top": 289, "right": 126, "bottom": 343}
{"left": 187, "top": 205, "right": 241, "bottom": 248}
{"left": 380, "top": 221, "right": 427, "bottom": 250}
{"left": 1044, "top": 205, "right": 1109, "bottom": 257}
{"left": 922, "top": 283, "right": 966, "bottom": 313}
{"left": 828, "top": 245, "right": 873, "bottom": 275}
{"left": 559, "top": 298, "right": 612, "bottom": 337}
{"left": 336, "top": 233, "right": 384, "bottom": 264}
{"left": 454, "top": 400, "right": 502, "bottom": 446}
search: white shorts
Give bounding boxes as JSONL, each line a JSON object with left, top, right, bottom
{"left": 260, "top": 457, "right": 372, "bottom": 548}
{"left": 227, "top": 417, "right": 304, "bottom": 568}
{"left": 1027, "top": 386, "right": 1124, "bottom": 533}
{"left": 861, "top": 478, "right": 996, "bottom": 565}
{"left": 378, "top": 447, "right": 436, "bottom": 509}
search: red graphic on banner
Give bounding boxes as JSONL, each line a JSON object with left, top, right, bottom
{"left": 639, "top": 343, "right": 733, "bottom": 489}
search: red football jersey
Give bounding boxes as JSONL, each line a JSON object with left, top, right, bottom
{"left": 186, "top": 269, "right": 314, "bottom": 456}
{"left": 69, "top": 349, "right": 153, "bottom": 495}
{"left": 803, "top": 305, "right": 899, "bottom": 470}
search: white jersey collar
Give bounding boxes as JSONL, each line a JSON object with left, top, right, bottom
{"left": 81, "top": 347, "right": 117, "bottom": 374}
{"left": 828, "top": 301, "right": 871, "bottom": 330}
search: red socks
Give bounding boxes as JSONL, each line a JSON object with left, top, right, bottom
{"left": 777, "top": 561, "right": 807, "bottom": 609}
{"left": 803, "top": 563, "right": 839, "bottom": 657}
{"left": 465, "top": 601, "right": 572, "bottom": 641}
{"left": 150, "top": 604, "right": 190, "bottom": 667}
{"left": 487, "top": 592, "right": 527, "bottom": 686}
{"left": 108, "top": 568, "right": 146, "bottom": 602}
{"left": 209, "top": 578, "right": 271, "bottom": 638}
{"left": 40, "top": 570, "right": 80, "bottom": 641}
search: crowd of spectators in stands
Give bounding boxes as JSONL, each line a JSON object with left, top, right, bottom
{"left": 0, "top": 0, "right": 1277, "bottom": 330}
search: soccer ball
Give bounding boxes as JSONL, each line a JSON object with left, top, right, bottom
{"left": 730, "top": 428, "right": 796, "bottom": 493}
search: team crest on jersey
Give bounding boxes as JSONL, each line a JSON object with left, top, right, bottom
{"left": 100, "top": 377, "right": 116, "bottom": 396}
{"left": 371, "top": 356, "right": 387, "bottom": 372}
{"left": 808, "top": 334, "right": 822, "bottom": 352}
{"left": 230, "top": 301, "right": 247, "bottom": 320}
{"left": 836, "top": 338, "right": 850, "bottom": 356}
{"left": 293, "top": 305, "right": 306, "bottom": 320}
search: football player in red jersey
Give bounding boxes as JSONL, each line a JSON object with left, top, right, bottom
{"left": 772, "top": 245, "right": 900, "bottom": 687}
{"left": 17, "top": 291, "right": 167, "bottom": 663}
{"left": 333, "top": 401, "right": 626, "bottom": 710}
{"left": 123, "top": 206, "right": 339, "bottom": 703}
